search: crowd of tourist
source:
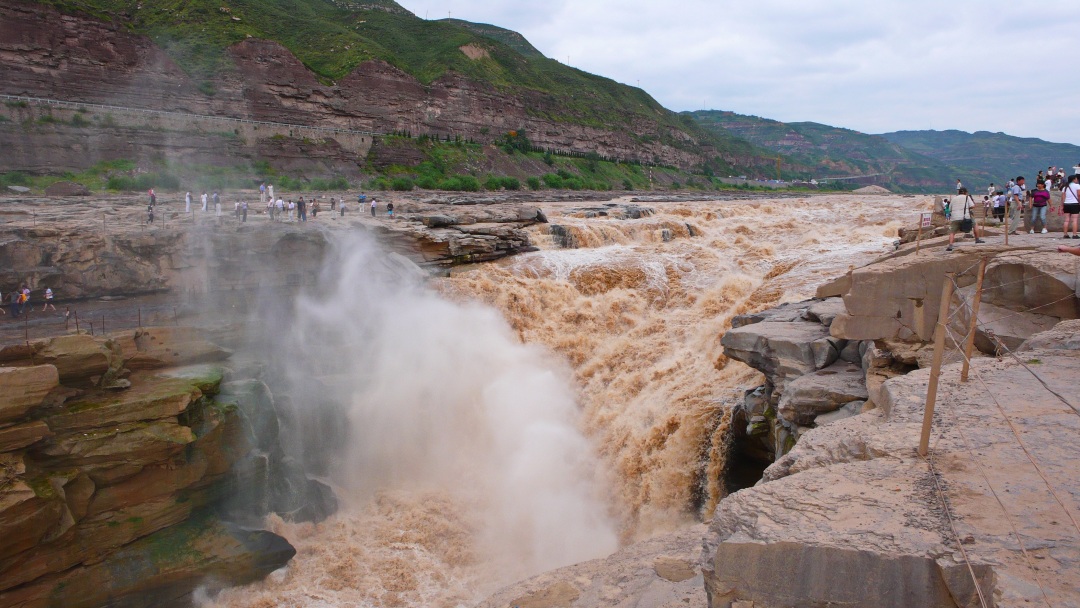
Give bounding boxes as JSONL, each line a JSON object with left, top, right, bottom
{"left": 142, "top": 183, "right": 395, "bottom": 224}
{"left": 2, "top": 285, "right": 59, "bottom": 318}
{"left": 945, "top": 164, "right": 1080, "bottom": 251}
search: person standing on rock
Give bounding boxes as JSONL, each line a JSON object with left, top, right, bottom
{"left": 340, "top": 199, "right": 346, "bottom": 217}
{"left": 329, "top": 198, "right": 336, "bottom": 211}
{"left": 1029, "top": 182, "right": 1051, "bottom": 234}
{"left": 260, "top": 182, "right": 267, "bottom": 204}
{"left": 148, "top": 188, "right": 156, "bottom": 207}
{"left": 1063, "top": 175, "right": 1080, "bottom": 239}
{"left": 298, "top": 197, "right": 307, "bottom": 222}
{"left": 147, "top": 202, "right": 155, "bottom": 225}
{"left": 241, "top": 201, "right": 248, "bottom": 223}
{"left": 945, "top": 189, "right": 984, "bottom": 252}
{"left": 955, "top": 179, "right": 963, "bottom": 194}
{"left": 276, "top": 197, "right": 284, "bottom": 220}
{"left": 386, "top": 201, "right": 394, "bottom": 217}
{"left": 268, "top": 183, "right": 275, "bottom": 202}
{"left": 185, "top": 191, "right": 192, "bottom": 213}
{"left": 41, "top": 287, "right": 55, "bottom": 312}
{"left": 201, "top": 191, "right": 208, "bottom": 212}
{"left": 1007, "top": 177, "right": 1025, "bottom": 235}
{"left": 992, "top": 190, "right": 1006, "bottom": 222}
{"left": 213, "top": 191, "right": 222, "bottom": 216}
{"left": 370, "top": 198, "right": 377, "bottom": 217}
{"left": 9, "top": 290, "right": 19, "bottom": 317}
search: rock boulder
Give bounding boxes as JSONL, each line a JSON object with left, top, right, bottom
{"left": 776, "top": 362, "right": 868, "bottom": 426}
{"left": 721, "top": 321, "right": 842, "bottom": 391}
{"left": 0, "top": 365, "right": 58, "bottom": 423}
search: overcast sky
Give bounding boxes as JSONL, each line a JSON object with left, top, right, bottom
{"left": 397, "top": 0, "right": 1078, "bottom": 145}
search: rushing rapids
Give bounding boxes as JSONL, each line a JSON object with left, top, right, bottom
{"left": 210, "top": 194, "right": 916, "bottom": 608}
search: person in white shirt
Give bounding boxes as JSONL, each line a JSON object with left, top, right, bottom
{"left": 1062, "top": 175, "right": 1080, "bottom": 239}
{"left": 185, "top": 191, "right": 192, "bottom": 213}
{"left": 946, "top": 188, "right": 984, "bottom": 251}
{"left": 201, "top": 192, "right": 208, "bottom": 212}
{"left": 956, "top": 179, "right": 963, "bottom": 193}
{"left": 41, "top": 287, "right": 55, "bottom": 312}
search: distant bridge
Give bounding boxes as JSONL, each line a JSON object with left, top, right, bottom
{"left": 816, "top": 173, "right": 886, "bottom": 181}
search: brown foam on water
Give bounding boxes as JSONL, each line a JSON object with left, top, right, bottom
{"left": 442, "top": 195, "right": 917, "bottom": 536}
{"left": 212, "top": 195, "right": 924, "bottom": 607}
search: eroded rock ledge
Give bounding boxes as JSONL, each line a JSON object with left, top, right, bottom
{"left": 0, "top": 327, "right": 323, "bottom": 607}
{"left": 704, "top": 238, "right": 1080, "bottom": 607}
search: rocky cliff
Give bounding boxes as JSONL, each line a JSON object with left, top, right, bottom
{"left": 0, "top": 191, "right": 553, "bottom": 307}
{"left": 0, "top": 0, "right": 728, "bottom": 176}
{"left": 0, "top": 328, "right": 301, "bottom": 607}
{"left": 703, "top": 233, "right": 1080, "bottom": 607}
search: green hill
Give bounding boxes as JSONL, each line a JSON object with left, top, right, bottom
{"left": 33, "top": 0, "right": 771, "bottom": 170}
{"left": 880, "top": 130, "right": 1080, "bottom": 185}
{"left": 688, "top": 110, "right": 960, "bottom": 191}
{"left": 443, "top": 18, "right": 545, "bottom": 59}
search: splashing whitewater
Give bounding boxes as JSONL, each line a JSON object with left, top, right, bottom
{"left": 212, "top": 194, "right": 917, "bottom": 607}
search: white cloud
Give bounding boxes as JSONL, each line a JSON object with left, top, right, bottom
{"left": 396, "top": 0, "right": 1079, "bottom": 144}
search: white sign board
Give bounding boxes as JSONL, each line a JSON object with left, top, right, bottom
{"left": 920, "top": 212, "right": 933, "bottom": 228}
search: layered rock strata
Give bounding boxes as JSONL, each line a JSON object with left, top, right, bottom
{"left": 0, "top": 193, "right": 551, "bottom": 303}
{"left": 0, "top": 327, "right": 301, "bottom": 607}
{"left": 0, "top": 0, "right": 710, "bottom": 174}
{"left": 707, "top": 235, "right": 1080, "bottom": 607}
{"left": 704, "top": 327, "right": 1080, "bottom": 607}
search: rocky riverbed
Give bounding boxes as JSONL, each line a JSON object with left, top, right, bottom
{"left": 474, "top": 229, "right": 1080, "bottom": 608}
{"left": 5, "top": 191, "right": 1080, "bottom": 607}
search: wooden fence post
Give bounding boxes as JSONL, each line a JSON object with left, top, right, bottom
{"left": 920, "top": 272, "right": 956, "bottom": 457}
{"left": 961, "top": 259, "right": 988, "bottom": 382}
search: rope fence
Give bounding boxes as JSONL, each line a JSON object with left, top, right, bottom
{"left": 916, "top": 256, "right": 1080, "bottom": 607}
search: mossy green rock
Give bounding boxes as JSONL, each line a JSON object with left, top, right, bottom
{"left": 45, "top": 375, "right": 205, "bottom": 433}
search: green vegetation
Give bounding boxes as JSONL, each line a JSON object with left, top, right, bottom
{"left": 880, "top": 130, "right": 1080, "bottom": 185}
{"left": 34, "top": 0, "right": 774, "bottom": 169}
{"left": 689, "top": 110, "right": 957, "bottom": 192}
{"left": 444, "top": 18, "right": 545, "bottom": 58}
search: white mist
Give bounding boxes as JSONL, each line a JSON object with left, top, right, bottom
{"left": 279, "top": 233, "right": 617, "bottom": 591}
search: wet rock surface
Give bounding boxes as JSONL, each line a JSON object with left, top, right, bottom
{"left": 0, "top": 327, "right": 307, "bottom": 607}
{"left": 710, "top": 232, "right": 1080, "bottom": 607}
{"left": 478, "top": 525, "right": 708, "bottom": 608}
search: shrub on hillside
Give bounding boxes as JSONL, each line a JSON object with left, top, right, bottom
{"left": 391, "top": 177, "right": 414, "bottom": 191}
{"left": 563, "top": 177, "right": 584, "bottom": 190}
{"left": 542, "top": 173, "right": 563, "bottom": 189}
{"left": 440, "top": 175, "right": 480, "bottom": 192}
{"left": 527, "top": 176, "right": 542, "bottom": 190}
{"left": 415, "top": 176, "right": 439, "bottom": 190}
{"left": 484, "top": 176, "right": 521, "bottom": 191}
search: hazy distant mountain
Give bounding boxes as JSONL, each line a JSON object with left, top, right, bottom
{"left": 689, "top": 110, "right": 957, "bottom": 191}
{"left": 880, "top": 130, "right": 1080, "bottom": 185}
